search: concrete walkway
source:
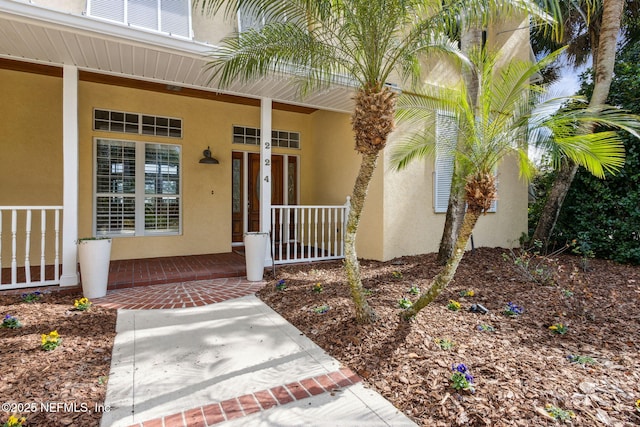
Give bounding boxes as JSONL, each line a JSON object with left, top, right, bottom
{"left": 100, "top": 294, "right": 416, "bottom": 427}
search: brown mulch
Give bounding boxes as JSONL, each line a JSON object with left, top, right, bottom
{"left": 0, "top": 292, "right": 116, "bottom": 427}
{"left": 257, "top": 248, "right": 640, "bottom": 426}
{"left": 1, "top": 247, "right": 639, "bottom": 426}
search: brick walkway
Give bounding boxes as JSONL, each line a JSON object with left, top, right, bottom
{"left": 128, "top": 368, "right": 361, "bottom": 427}
{"left": 92, "top": 278, "right": 267, "bottom": 310}
{"left": 95, "top": 277, "right": 369, "bottom": 427}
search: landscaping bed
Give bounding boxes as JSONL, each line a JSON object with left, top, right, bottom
{"left": 258, "top": 248, "right": 640, "bottom": 426}
{"left": 0, "top": 292, "right": 116, "bottom": 427}
{"left": 1, "top": 247, "right": 639, "bottom": 426}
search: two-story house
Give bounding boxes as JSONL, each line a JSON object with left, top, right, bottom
{"left": 0, "top": 0, "right": 529, "bottom": 290}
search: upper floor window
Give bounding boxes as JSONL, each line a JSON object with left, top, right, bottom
{"left": 88, "top": 0, "right": 192, "bottom": 38}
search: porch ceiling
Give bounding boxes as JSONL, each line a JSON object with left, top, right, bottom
{"left": 0, "top": 0, "right": 355, "bottom": 113}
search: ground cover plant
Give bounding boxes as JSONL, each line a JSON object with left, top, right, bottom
{"left": 258, "top": 248, "right": 640, "bottom": 425}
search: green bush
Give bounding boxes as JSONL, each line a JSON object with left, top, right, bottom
{"left": 531, "top": 42, "right": 640, "bottom": 265}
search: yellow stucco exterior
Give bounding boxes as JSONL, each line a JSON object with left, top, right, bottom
{"left": 1, "top": 65, "right": 527, "bottom": 266}
{"left": 0, "top": 1, "right": 531, "bottom": 271}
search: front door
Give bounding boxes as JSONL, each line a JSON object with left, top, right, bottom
{"left": 248, "top": 152, "right": 283, "bottom": 232}
{"left": 232, "top": 152, "right": 296, "bottom": 243}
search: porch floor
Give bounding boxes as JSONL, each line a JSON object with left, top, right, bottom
{"left": 0, "top": 251, "right": 249, "bottom": 292}
{"left": 107, "top": 251, "right": 247, "bottom": 290}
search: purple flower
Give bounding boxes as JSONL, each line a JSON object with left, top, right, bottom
{"left": 452, "top": 363, "right": 473, "bottom": 381}
{"left": 452, "top": 363, "right": 468, "bottom": 373}
{"left": 505, "top": 302, "right": 524, "bottom": 315}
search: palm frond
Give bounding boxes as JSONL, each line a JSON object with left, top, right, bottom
{"left": 389, "top": 125, "right": 438, "bottom": 171}
{"left": 552, "top": 132, "right": 626, "bottom": 178}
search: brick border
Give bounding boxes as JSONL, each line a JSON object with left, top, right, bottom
{"left": 128, "top": 368, "right": 361, "bottom": 427}
{"left": 92, "top": 279, "right": 266, "bottom": 310}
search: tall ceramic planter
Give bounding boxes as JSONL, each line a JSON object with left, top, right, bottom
{"left": 78, "top": 238, "right": 112, "bottom": 299}
{"left": 244, "top": 232, "right": 269, "bottom": 281}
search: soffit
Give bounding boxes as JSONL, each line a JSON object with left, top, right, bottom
{"left": 0, "top": 0, "right": 355, "bottom": 114}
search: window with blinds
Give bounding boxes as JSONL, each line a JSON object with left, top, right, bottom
{"left": 434, "top": 112, "right": 497, "bottom": 213}
{"left": 88, "top": 0, "right": 191, "bottom": 38}
{"left": 95, "top": 138, "right": 181, "bottom": 236}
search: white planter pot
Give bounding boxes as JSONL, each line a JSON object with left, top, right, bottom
{"left": 243, "top": 232, "right": 269, "bottom": 281}
{"left": 78, "top": 238, "right": 112, "bottom": 299}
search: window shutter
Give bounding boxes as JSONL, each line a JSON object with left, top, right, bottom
{"left": 89, "top": 0, "right": 125, "bottom": 23}
{"left": 434, "top": 112, "right": 499, "bottom": 214}
{"left": 128, "top": 0, "right": 159, "bottom": 30}
{"left": 161, "top": 0, "right": 190, "bottom": 37}
{"left": 434, "top": 112, "right": 457, "bottom": 213}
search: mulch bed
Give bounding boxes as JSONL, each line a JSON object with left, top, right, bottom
{"left": 0, "top": 292, "right": 116, "bottom": 427}
{"left": 1, "top": 247, "right": 639, "bottom": 426}
{"left": 257, "top": 248, "right": 640, "bottom": 426}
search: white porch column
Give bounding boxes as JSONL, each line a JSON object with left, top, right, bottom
{"left": 260, "top": 98, "right": 273, "bottom": 266}
{"left": 60, "top": 65, "right": 79, "bottom": 286}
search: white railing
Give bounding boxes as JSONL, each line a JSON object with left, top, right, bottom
{"left": 0, "top": 206, "right": 62, "bottom": 289}
{"left": 270, "top": 198, "right": 350, "bottom": 264}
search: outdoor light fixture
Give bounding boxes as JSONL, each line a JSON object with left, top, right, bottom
{"left": 199, "top": 146, "right": 219, "bottom": 164}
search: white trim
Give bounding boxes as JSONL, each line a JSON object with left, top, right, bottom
{"left": 0, "top": 0, "right": 357, "bottom": 114}
{"left": 134, "top": 142, "right": 146, "bottom": 236}
{"left": 242, "top": 151, "right": 249, "bottom": 238}
{"left": 60, "top": 65, "right": 79, "bottom": 287}
{"left": 260, "top": 98, "right": 272, "bottom": 234}
{"left": 0, "top": 0, "right": 205, "bottom": 53}
{"left": 260, "top": 98, "right": 273, "bottom": 266}
{"left": 93, "top": 137, "right": 183, "bottom": 237}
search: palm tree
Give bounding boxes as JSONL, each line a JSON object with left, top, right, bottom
{"left": 532, "top": 0, "right": 630, "bottom": 245}
{"left": 196, "top": 0, "right": 562, "bottom": 324}
{"left": 436, "top": 1, "right": 566, "bottom": 264}
{"left": 390, "top": 47, "right": 639, "bottom": 318}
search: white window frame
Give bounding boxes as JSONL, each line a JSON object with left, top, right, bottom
{"left": 87, "top": 0, "right": 193, "bottom": 38}
{"left": 94, "top": 108, "right": 183, "bottom": 138}
{"left": 93, "top": 138, "right": 182, "bottom": 237}
{"left": 232, "top": 125, "right": 300, "bottom": 149}
{"left": 434, "top": 112, "right": 497, "bottom": 214}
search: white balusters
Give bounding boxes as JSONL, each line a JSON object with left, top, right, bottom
{"left": 270, "top": 198, "right": 349, "bottom": 264}
{"left": 0, "top": 206, "right": 63, "bottom": 289}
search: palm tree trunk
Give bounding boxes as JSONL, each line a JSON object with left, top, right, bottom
{"left": 344, "top": 151, "right": 379, "bottom": 324}
{"left": 437, "top": 184, "right": 466, "bottom": 264}
{"left": 404, "top": 207, "right": 481, "bottom": 319}
{"left": 531, "top": 0, "right": 624, "bottom": 245}
{"left": 436, "top": 26, "right": 482, "bottom": 264}
{"left": 531, "top": 160, "right": 579, "bottom": 246}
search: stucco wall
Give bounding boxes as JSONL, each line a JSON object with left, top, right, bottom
{"left": 31, "top": 0, "right": 85, "bottom": 14}
{"left": 191, "top": 5, "right": 236, "bottom": 45}
{"left": 78, "top": 81, "right": 313, "bottom": 260}
{"left": 0, "top": 69, "right": 64, "bottom": 268}
{"left": 0, "top": 68, "right": 316, "bottom": 265}
{"left": 309, "top": 110, "right": 385, "bottom": 260}
{"left": 0, "top": 69, "right": 63, "bottom": 205}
